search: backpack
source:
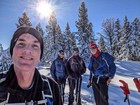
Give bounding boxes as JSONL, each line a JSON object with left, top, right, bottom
{"left": 70, "top": 57, "right": 85, "bottom": 79}
{"left": 0, "top": 76, "right": 54, "bottom": 105}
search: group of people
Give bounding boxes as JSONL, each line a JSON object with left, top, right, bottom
{"left": 50, "top": 47, "right": 86, "bottom": 105}
{"left": 0, "top": 26, "right": 116, "bottom": 105}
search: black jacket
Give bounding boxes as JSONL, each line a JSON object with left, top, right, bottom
{"left": 67, "top": 55, "right": 86, "bottom": 79}
{"left": 0, "top": 64, "right": 62, "bottom": 105}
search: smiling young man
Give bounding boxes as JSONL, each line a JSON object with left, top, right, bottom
{"left": 0, "top": 27, "right": 62, "bottom": 105}
{"left": 88, "top": 43, "right": 116, "bottom": 105}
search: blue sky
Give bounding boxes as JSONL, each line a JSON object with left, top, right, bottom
{"left": 0, "top": 0, "right": 140, "bottom": 50}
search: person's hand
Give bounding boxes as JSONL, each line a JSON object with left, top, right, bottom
{"left": 87, "top": 80, "right": 92, "bottom": 88}
{"left": 107, "top": 78, "right": 112, "bottom": 86}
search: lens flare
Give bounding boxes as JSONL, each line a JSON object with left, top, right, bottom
{"left": 36, "top": 0, "right": 53, "bottom": 19}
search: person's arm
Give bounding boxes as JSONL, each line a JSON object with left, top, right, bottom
{"left": 81, "top": 60, "right": 86, "bottom": 74}
{"left": 66, "top": 59, "right": 73, "bottom": 76}
{"left": 107, "top": 53, "right": 116, "bottom": 79}
{"left": 50, "top": 60, "right": 57, "bottom": 81}
{"left": 105, "top": 53, "right": 116, "bottom": 85}
{"left": 87, "top": 57, "right": 93, "bottom": 87}
{"left": 87, "top": 71, "right": 92, "bottom": 88}
{"left": 89, "top": 71, "right": 92, "bottom": 81}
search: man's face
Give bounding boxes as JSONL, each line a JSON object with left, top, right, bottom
{"left": 12, "top": 33, "right": 41, "bottom": 72}
{"left": 59, "top": 52, "right": 65, "bottom": 58}
{"left": 89, "top": 46, "right": 97, "bottom": 55}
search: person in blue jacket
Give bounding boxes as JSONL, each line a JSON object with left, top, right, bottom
{"left": 87, "top": 43, "right": 116, "bottom": 105}
{"left": 50, "top": 50, "right": 68, "bottom": 103}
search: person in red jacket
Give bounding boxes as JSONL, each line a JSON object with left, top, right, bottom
{"left": 0, "top": 27, "right": 62, "bottom": 105}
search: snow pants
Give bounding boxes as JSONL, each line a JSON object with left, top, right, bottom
{"left": 68, "top": 77, "right": 82, "bottom": 105}
{"left": 92, "top": 77, "right": 109, "bottom": 105}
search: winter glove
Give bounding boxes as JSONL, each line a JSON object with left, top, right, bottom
{"left": 119, "top": 80, "right": 130, "bottom": 95}
{"left": 87, "top": 80, "right": 92, "bottom": 88}
{"left": 133, "top": 78, "right": 140, "bottom": 92}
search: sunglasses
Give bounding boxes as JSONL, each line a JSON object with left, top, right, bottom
{"left": 60, "top": 53, "right": 64, "bottom": 55}
{"left": 90, "top": 46, "right": 97, "bottom": 49}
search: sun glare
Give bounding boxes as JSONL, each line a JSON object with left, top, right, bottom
{"left": 36, "top": 1, "right": 53, "bottom": 19}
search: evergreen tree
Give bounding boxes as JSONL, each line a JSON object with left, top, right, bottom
{"left": 98, "top": 36, "right": 106, "bottom": 52}
{"left": 75, "top": 2, "right": 95, "bottom": 62}
{"left": 35, "top": 23, "right": 47, "bottom": 62}
{"left": 16, "top": 12, "right": 32, "bottom": 28}
{"left": 131, "top": 18, "right": 140, "bottom": 61}
{"left": 63, "top": 22, "right": 76, "bottom": 58}
{"left": 45, "top": 12, "right": 63, "bottom": 61}
{"left": 119, "top": 16, "right": 131, "bottom": 60}
{"left": 113, "top": 19, "right": 122, "bottom": 59}
{"left": 55, "top": 24, "right": 65, "bottom": 50}
{"left": 102, "top": 18, "right": 115, "bottom": 55}
{"left": 0, "top": 43, "right": 3, "bottom": 53}
{"left": 36, "top": 23, "right": 44, "bottom": 36}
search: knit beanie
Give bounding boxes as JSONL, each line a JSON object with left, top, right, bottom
{"left": 73, "top": 47, "right": 79, "bottom": 52}
{"left": 10, "top": 26, "right": 44, "bottom": 59}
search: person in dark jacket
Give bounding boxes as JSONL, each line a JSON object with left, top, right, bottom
{"left": 67, "top": 47, "right": 86, "bottom": 105}
{"left": 50, "top": 50, "right": 68, "bottom": 103}
{"left": 0, "top": 27, "right": 62, "bottom": 105}
{"left": 87, "top": 43, "right": 116, "bottom": 105}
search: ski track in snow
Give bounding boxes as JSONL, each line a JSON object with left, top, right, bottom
{"left": 39, "top": 61, "right": 140, "bottom": 105}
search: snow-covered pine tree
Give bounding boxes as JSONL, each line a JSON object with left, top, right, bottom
{"left": 131, "top": 18, "right": 140, "bottom": 61}
{"left": 35, "top": 23, "right": 47, "bottom": 62}
{"left": 36, "top": 23, "right": 44, "bottom": 36}
{"left": 119, "top": 16, "right": 131, "bottom": 60}
{"left": 101, "top": 18, "right": 115, "bottom": 55}
{"left": 45, "top": 12, "right": 63, "bottom": 62}
{"left": 98, "top": 36, "right": 106, "bottom": 52}
{"left": 55, "top": 24, "right": 65, "bottom": 50}
{"left": 0, "top": 43, "right": 3, "bottom": 53}
{"left": 16, "top": 12, "right": 32, "bottom": 28}
{"left": 63, "top": 22, "right": 76, "bottom": 58}
{"left": 75, "top": 2, "right": 95, "bottom": 62}
{"left": 113, "top": 19, "right": 122, "bottom": 59}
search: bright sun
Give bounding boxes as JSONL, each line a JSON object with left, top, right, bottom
{"left": 36, "top": 1, "right": 53, "bottom": 19}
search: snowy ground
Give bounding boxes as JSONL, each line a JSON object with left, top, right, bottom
{"left": 39, "top": 61, "right": 140, "bottom": 105}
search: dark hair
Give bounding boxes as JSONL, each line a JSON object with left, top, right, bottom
{"left": 10, "top": 26, "right": 44, "bottom": 59}
{"left": 73, "top": 47, "right": 79, "bottom": 52}
{"left": 58, "top": 50, "right": 64, "bottom": 53}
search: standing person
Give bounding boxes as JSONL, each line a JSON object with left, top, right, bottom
{"left": 87, "top": 43, "right": 116, "bottom": 105}
{"left": 67, "top": 47, "right": 86, "bottom": 105}
{"left": 50, "top": 50, "right": 68, "bottom": 103}
{"left": 0, "top": 27, "right": 62, "bottom": 105}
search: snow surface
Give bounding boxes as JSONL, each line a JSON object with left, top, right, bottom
{"left": 39, "top": 61, "right": 140, "bottom": 105}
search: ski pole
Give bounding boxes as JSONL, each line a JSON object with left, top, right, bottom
{"left": 75, "top": 78, "right": 80, "bottom": 104}
{"left": 119, "top": 80, "right": 130, "bottom": 105}
{"left": 126, "top": 94, "right": 130, "bottom": 105}
{"left": 75, "top": 78, "right": 78, "bottom": 103}
{"left": 60, "top": 84, "right": 64, "bottom": 103}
